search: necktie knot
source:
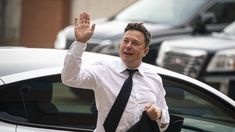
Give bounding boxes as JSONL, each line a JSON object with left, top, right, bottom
{"left": 127, "top": 69, "right": 138, "bottom": 76}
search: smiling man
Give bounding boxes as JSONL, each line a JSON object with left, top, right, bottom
{"left": 61, "top": 12, "right": 169, "bottom": 132}
{"left": 119, "top": 23, "right": 150, "bottom": 69}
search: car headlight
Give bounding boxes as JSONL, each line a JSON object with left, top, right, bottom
{"left": 207, "top": 49, "right": 235, "bottom": 72}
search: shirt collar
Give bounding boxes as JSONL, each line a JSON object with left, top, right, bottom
{"left": 115, "top": 59, "right": 144, "bottom": 77}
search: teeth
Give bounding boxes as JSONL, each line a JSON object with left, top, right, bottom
{"left": 124, "top": 51, "right": 131, "bottom": 55}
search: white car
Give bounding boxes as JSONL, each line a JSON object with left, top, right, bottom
{"left": 0, "top": 48, "right": 234, "bottom": 131}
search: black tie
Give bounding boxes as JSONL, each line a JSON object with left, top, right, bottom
{"left": 103, "top": 69, "right": 138, "bottom": 132}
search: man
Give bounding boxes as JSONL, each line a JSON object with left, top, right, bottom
{"left": 61, "top": 12, "right": 169, "bottom": 132}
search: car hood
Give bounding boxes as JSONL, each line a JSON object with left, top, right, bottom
{"left": 165, "top": 35, "right": 235, "bottom": 51}
{"left": 89, "top": 20, "right": 172, "bottom": 42}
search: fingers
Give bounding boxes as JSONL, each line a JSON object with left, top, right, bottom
{"left": 75, "top": 12, "right": 94, "bottom": 30}
{"left": 78, "top": 12, "right": 90, "bottom": 24}
{"left": 85, "top": 13, "right": 90, "bottom": 25}
{"left": 90, "top": 23, "right": 96, "bottom": 32}
{"left": 144, "top": 103, "right": 151, "bottom": 111}
{"left": 74, "top": 12, "right": 95, "bottom": 43}
{"left": 75, "top": 18, "right": 78, "bottom": 29}
{"left": 145, "top": 104, "right": 162, "bottom": 120}
{"left": 160, "top": 123, "right": 167, "bottom": 128}
{"left": 79, "top": 13, "right": 83, "bottom": 24}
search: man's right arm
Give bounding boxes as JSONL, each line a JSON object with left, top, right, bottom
{"left": 61, "top": 41, "right": 87, "bottom": 87}
{"left": 61, "top": 12, "right": 95, "bottom": 87}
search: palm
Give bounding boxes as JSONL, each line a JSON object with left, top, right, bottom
{"left": 74, "top": 12, "right": 95, "bottom": 43}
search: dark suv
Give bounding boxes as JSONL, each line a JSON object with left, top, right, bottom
{"left": 55, "top": 0, "right": 235, "bottom": 64}
{"left": 157, "top": 21, "right": 235, "bottom": 100}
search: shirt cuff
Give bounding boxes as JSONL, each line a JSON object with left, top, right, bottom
{"left": 156, "top": 109, "right": 169, "bottom": 131}
{"left": 159, "top": 109, "right": 169, "bottom": 124}
{"left": 68, "top": 41, "right": 87, "bottom": 57}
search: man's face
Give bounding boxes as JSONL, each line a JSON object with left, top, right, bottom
{"left": 119, "top": 30, "right": 149, "bottom": 68}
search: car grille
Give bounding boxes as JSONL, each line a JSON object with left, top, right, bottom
{"left": 161, "top": 49, "right": 207, "bottom": 78}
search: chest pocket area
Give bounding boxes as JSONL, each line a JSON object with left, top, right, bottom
{"left": 134, "top": 81, "right": 157, "bottom": 104}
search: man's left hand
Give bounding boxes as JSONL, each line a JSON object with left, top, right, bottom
{"left": 144, "top": 103, "right": 162, "bottom": 120}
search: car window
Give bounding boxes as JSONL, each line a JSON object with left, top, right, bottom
{"left": 162, "top": 75, "right": 235, "bottom": 131}
{"left": 207, "top": 1, "right": 235, "bottom": 24}
{"left": 0, "top": 75, "right": 96, "bottom": 130}
{"left": 115, "top": 0, "right": 207, "bottom": 25}
{"left": 52, "top": 82, "right": 95, "bottom": 114}
{"left": 0, "top": 84, "right": 28, "bottom": 122}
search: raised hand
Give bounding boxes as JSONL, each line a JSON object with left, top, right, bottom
{"left": 74, "top": 12, "right": 96, "bottom": 43}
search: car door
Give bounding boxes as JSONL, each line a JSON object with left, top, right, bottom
{"left": 17, "top": 126, "right": 71, "bottom": 132}
{"left": 0, "top": 74, "right": 95, "bottom": 131}
{"left": 0, "top": 121, "right": 16, "bottom": 132}
{"left": 161, "top": 74, "right": 235, "bottom": 131}
{"left": 1, "top": 72, "right": 234, "bottom": 132}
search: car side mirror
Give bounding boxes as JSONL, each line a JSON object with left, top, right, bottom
{"left": 192, "top": 12, "right": 217, "bottom": 34}
{"left": 200, "top": 12, "right": 217, "bottom": 24}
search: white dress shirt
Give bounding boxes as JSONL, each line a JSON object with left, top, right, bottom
{"left": 61, "top": 41, "right": 170, "bottom": 132}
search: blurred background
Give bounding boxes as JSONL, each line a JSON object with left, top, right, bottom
{"left": 1, "top": 0, "right": 235, "bottom": 100}
{"left": 0, "top": 0, "right": 136, "bottom": 48}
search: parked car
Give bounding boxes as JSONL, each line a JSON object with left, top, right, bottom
{"left": 0, "top": 48, "right": 234, "bottom": 131}
{"left": 54, "top": 0, "right": 235, "bottom": 65}
{"left": 157, "top": 21, "right": 235, "bottom": 101}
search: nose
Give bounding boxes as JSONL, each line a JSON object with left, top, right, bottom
{"left": 126, "top": 42, "right": 132, "bottom": 49}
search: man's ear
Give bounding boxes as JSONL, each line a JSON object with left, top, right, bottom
{"left": 144, "top": 47, "right": 149, "bottom": 56}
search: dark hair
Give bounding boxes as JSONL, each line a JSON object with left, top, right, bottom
{"left": 124, "top": 23, "right": 151, "bottom": 47}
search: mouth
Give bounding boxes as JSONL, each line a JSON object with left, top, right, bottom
{"left": 123, "top": 51, "right": 133, "bottom": 56}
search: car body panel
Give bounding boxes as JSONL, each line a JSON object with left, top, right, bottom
{"left": 0, "top": 121, "right": 16, "bottom": 132}
{"left": 17, "top": 126, "right": 69, "bottom": 132}
{"left": 161, "top": 34, "right": 235, "bottom": 51}
{"left": 17, "top": 125, "right": 93, "bottom": 132}
{"left": 0, "top": 48, "right": 67, "bottom": 77}
{"left": 182, "top": 118, "right": 235, "bottom": 131}
{"left": 0, "top": 79, "right": 4, "bottom": 85}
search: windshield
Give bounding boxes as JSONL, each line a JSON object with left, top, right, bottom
{"left": 224, "top": 21, "right": 235, "bottom": 34}
{"left": 115, "top": 0, "right": 207, "bottom": 25}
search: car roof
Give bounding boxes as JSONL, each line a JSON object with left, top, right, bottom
{"left": 0, "top": 47, "right": 234, "bottom": 106}
{"left": 0, "top": 48, "right": 67, "bottom": 76}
